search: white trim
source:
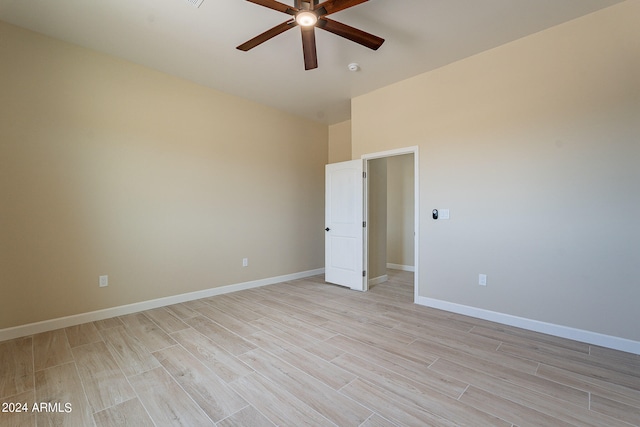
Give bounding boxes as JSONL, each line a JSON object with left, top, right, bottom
{"left": 387, "top": 263, "right": 415, "bottom": 272}
{"left": 368, "top": 275, "right": 388, "bottom": 286}
{"left": 416, "top": 296, "right": 640, "bottom": 355}
{"left": 361, "top": 146, "right": 419, "bottom": 160}
{"left": 0, "top": 268, "right": 324, "bottom": 342}
{"left": 362, "top": 159, "right": 369, "bottom": 292}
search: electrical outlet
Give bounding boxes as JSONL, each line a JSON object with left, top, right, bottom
{"left": 478, "top": 274, "right": 487, "bottom": 286}
{"left": 242, "top": 258, "right": 248, "bottom": 267}
{"left": 99, "top": 275, "right": 108, "bottom": 287}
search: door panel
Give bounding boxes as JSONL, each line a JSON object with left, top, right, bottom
{"left": 325, "top": 160, "right": 364, "bottom": 290}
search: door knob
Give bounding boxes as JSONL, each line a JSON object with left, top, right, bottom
{"left": 325, "top": 227, "right": 330, "bottom": 231}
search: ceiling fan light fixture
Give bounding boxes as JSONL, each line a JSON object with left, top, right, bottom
{"left": 237, "top": 0, "right": 384, "bottom": 71}
{"left": 296, "top": 11, "right": 317, "bottom": 27}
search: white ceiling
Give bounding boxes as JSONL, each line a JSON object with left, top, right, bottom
{"left": 0, "top": 0, "right": 623, "bottom": 124}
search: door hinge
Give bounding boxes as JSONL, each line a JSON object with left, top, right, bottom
{"left": 363, "top": 171, "right": 366, "bottom": 178}
{"left": 363, "top": 270, "right": 366, "bottom": 277}
{"left": 363, "top": 221, "right": 366, "bottom": 227}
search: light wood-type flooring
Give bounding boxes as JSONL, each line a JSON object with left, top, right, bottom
{"left": 1, "top": 270, "right": 639, "bottom": 426}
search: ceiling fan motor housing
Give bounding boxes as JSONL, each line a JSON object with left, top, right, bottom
{"left": 299, "top": 1, "right": 314, "bottom": 11}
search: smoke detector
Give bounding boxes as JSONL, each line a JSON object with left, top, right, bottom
{"left": 347, "top": 63, "right": 360, "bottom": 72}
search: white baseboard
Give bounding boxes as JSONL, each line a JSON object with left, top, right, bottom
{"left": 0, "top": 268, "right": 325, "bottom": 342}
{"left": 368, "top": 275, "right": 388, "bottom": 286}
{"left": 416, "top": 296, "right": 640, "bottom": 355}
{"left": 387, "top": 263, "right": 415, "bottom": 272}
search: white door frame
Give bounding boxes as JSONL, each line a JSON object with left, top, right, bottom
{"left": 362, "top": 146, "right": 419, "bottom": 301}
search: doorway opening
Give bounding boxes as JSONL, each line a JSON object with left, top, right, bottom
{"left": 363, "top": 147, "right": 419, "bottom": 302}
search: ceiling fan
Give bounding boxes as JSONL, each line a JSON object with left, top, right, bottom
{"left": 237, "top": 0, "right": 384, "bottom": 70}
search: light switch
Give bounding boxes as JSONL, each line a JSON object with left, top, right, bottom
{"left": 440, "top": 209, "right": 450, "bottom": 220}
{"left": 479, "top": 274, "right": 487, "bottom": 286}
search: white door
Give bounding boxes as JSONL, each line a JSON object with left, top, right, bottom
{"left": 325, "top": 160, "right": 365, "bottom": 291}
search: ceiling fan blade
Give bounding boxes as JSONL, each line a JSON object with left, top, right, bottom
{"left": 317, "top": 17, "right": 384, "bottom": 50}
{"left": 301, "top": 26, "right": 318, "bottom": 70}
{"left": 246, "top": 0, "right": 297, "bottom": 15}
{"left": 315, "top": 0, "right": 368, "bottom": 16}
{"left": 237, "top": 20, "right": 297, "bottom": 51}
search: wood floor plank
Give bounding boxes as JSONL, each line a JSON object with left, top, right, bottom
{"left": 33, "top": 329, "right": 73, "bottom": 371}
{"left": 340, "top": 365, "right": 509, "bottom": 426}
{"left": 340, "top": 378, "right": 458, "bottom": 427}
{"left": 71, "top": 341, "right": 136, "bottom": 413}
{"left": 322, "top": 319, "right": 416, "bottom": 347}
{"left": 499, "top": 343, "right": 640, "bottom": 391}
{"left": 117, "top": 312, "right": 176, "bottom": 352}
{"left": 0, "top": 389, "right": 36, "bottom": 427}
{"left": 196, "top": 304, "right": 261, "bottom": 337}
{"left": 333, "top": 330, "right": 438, "bottom": 366}
{"left": 93, "top": 317, "right": 124, "bottom": 331}
{"left": 178, "top": 299, "right": 209, "bottom": 311}
{"left": 536, "top": 363, "right": 640, "bottom": 409}
{"left": 239, "top": 348, "right": 372, "bottom": 426}
{"left": 163, "top": 302, "right": 201, "bottom": 320}
{"left": 314, "top": 305, "right": 400, "bottom": 330}
{"left": 259, "top": 308, "right": 337, "bottom": 341}
{"left": 0, "top": 338, "right": 33, "bottom": 399}
{"left": 381, "top": 309, "right": 476, "bottom": 334}
{"left": 170, "top": 328, "right": 254, "bottom": 383}
{"left": 65, "top": 323, "right": 102, "bottom": 348}
{"left": 249, "top": 316, "right": 331, "bottom": 349}
{"left": 229, "top": 372, "right": 335, "bottom": 427}
{"left": 470, "top": 324, "right": 590, "bottom": 354}
{"left": 331, "top": 351, "right": 467, "bottom": 401}
{"left": 142, "top": 307, "right": 190, "bottom": 334}
{"left": 185, "top": 315, "right": 256, "bottom": 355}
{"left": 359, "top": 413, "right": 403, "bottom": 427}
{"left": 501, "top": 336, "right": 638, "bottom": 378}
{"left": 216, "top": 405, "right": 275, "bottom": 427}
{"left": 201, "top": 294, "right": 269, "bottom": 323}
{"left": 409, "top": 337, "right": 539, "bottom": 375}
{"left": 153, "top": 345, "right": 248, "bottom": 422}
{"left": 429, "top": 358, "right": 631, "bottom": 427}
{"left": 301, "top": 339, "right": 346, "bottom": 362}
{"left": 255, "top": 298, "right": 329, "bottom": 325}
{"left": 590, "top": 345, "right": 640, "bottom": 365}
{"left": 459, "top": 385, "right": 574, "bottom": 427}
{"left": 403, "top": 321, "right": 504, "bottom": 353}
{"left": 590, "top": 394, "right": 640, "bottom": 425}
{"left": 326, "top": 334, "right": 441, "bottom": 388}
{"left": 100, "top": 327, "right": 160, "bottom": 377}
{"left": 429, "top": 356, "right": 589, "bottom": 408}
{"left": 93, "top": 398, "right": 155, "bottom": 427}
{"left": 248, "top": 330, "right": 356, "bottom": 390}
{"left": 128, "top": 366, "right": 214, "bottom": 426}
{"left": 34, "top": 362, "right": 95, "bottom": 427}
{"left": 340, "top": 291, "right": 414, "bottom": 313}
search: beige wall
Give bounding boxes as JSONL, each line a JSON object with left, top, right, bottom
{"left": 352, "top": 2, "right": 640, "bottom": 341}
{"left": 387, "top": 154, "right": 415, "bottom": 268}
{"left": 328, "top": 120, "right": 352, "bottom": 164}
{"left": 367, "top": 158, "right": 387, "bottom": 281}
{"left": 0, "top": 22, "right": 327, "bottom": 329}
